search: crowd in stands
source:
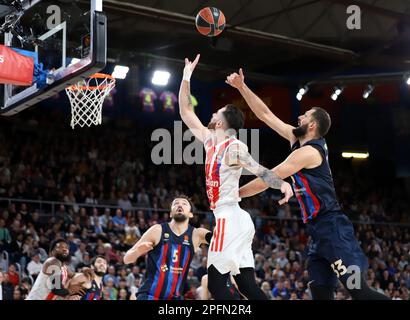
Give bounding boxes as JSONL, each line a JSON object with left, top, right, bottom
{"left": 0, "top": 113, "right": 409, "bottom": 300}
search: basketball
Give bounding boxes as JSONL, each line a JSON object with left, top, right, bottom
{"left": 195, "top": 7, "right": 226, "bottom": 37}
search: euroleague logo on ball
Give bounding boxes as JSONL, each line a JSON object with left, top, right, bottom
{"left": 195, "top": 7, "right": 226, "bottom": 37}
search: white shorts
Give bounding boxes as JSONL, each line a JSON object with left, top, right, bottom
{"left": 207, "top": 203, "right": 255, "bottom": 275}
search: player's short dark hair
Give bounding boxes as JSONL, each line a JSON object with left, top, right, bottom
{"left": 171, "top": 194, "right": 194, "bottom": 212}
{"left": 223, "top": 104, "right": 245, "bottom": 133}
{"left": 91, "top": 255, "right": 107, "bottom": 266}
{"left": 49, "top": 238, "right": 69, "bottom": 252}
{"left": 311, "top": 107, "right": 331, "bottom": 137}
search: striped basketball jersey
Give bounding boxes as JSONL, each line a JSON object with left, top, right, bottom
{"left": 138, "top": 223, "right": 195, "bottom": 300}
{"left": 81, "top": 279, "right": 103, "bottom": 300}
{"left": 290, "top": 138, "right": 341, "bottom": 223}
{"left": 204, "top": 134, "right": 245, "bottom": 210}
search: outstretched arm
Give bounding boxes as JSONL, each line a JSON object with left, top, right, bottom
{"left": 239, "top": 146, "right": 322, "bottom": 198}
{"left": 123, "top": 224, "right": 162, "bottom": 264}
{"left": 226, "top": 143, "right": 293, "bottom": 205}
{"left": 179, "top": 54, "right": 210, "bottom": 142}
{"left": 226, "top": 69, "right": 297, "bottom": 145}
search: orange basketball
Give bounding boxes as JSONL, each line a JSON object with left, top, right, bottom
{"left": 195, "top": 7, "right": 226, "bottom": 37}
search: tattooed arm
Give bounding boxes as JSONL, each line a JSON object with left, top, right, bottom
{"left": 240, "top": 146, "right": 321, "bottom": 199}
{"left": 178, "top": 54, "right": 210, "bottom": 142}
{"left": 226, "top": 143, "right": 293, "bottom": 204}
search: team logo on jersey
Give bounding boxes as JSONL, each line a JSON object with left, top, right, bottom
{"left": 290, "top": 176, "right": 306, "bottom": 195}
{"left": 293, "top": 187, "right": 307, "bottom": 195}
{"left": 164, "top": 233, "right": 169, "bottom": 238}
{"left": 160, "top": 264, "right": 169, "bottom": 272}
{"left": 183, "top": 235, "right": 190, "bottom": 246}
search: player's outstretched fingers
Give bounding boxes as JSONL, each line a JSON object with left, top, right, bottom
{"left": 191, "top": 54, "right": 200, "bottom": 69}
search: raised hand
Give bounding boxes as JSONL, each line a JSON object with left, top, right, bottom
{"left": 225, "top": 68, "right": 245, "bottom": 89}
{"left": 183, "top": 54, "right": 200, "bottom": 82}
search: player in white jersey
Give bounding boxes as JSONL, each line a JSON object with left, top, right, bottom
{"left": 178, "top": 54, "right": 293, "bottom": 300}
{"left": 26, "top": 239, "right": 91, "bottom": 300}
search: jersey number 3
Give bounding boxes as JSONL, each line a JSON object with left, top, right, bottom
{"left": 331, "top": 259, "right": 347, "bottom": 278}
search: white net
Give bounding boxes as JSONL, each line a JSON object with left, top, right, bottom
{"left": 65, "top": 73, "right": 115, "bottom": 129}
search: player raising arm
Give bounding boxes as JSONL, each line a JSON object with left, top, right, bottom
{"left": 226, "top": 69, "right": 389, "bottom": 300}
{"left": 178, "top": 53, "right": 210, "bottom": 142}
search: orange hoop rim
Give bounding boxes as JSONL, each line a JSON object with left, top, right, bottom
{"left": 66, "top": 73, "right": 116, "bottom": 91}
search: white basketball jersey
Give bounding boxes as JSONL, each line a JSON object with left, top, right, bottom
{"left": 204, "top": 134, "right": 246, "bottom": 210}
{"left": 26, "top": 264, "right": 68, "bottom": 300}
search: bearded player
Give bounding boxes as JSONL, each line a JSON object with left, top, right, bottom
{"left": 26, "top": 239, "right": 91, "bottom": 300}
{"left": 123, "top": 196, "right": 212, "bottom": 300}
{"left": 226, "top": 68, "right": 389, "bottom": 300}
{"left": 65, "top": 255, "right": 108, "bottom": 300}
{"left": 178, "top": 54, "right": 293, "bottom": 300}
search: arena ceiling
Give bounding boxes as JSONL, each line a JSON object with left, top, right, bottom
{"left": 80, "top": 0, "right": 410, "bottom": 84}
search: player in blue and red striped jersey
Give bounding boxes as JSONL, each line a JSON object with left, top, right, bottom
{"left": 66, "top": 255, "right": 107, "bottom": 300}
{"left": 123, "top": 195, "right": 213, "bottom": 300}
{"left": 81, "top": 256, "right": 107, "bottom": 300}
{"left": 227, "top": 68, "right": 389, "bottom": 300}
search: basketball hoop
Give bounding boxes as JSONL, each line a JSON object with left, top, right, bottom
{"left": 65, "top": 73, "right": 115, "bottom": 129}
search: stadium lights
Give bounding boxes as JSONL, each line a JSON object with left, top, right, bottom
{"left": 363, "top": 85, "right": 374, "bottom": 99}
{"left": 296, "top": 86, "right": 308, "bottom": 101}
{"left": 331, "top": 86, "right": 343, "bottom": 101}
{"left": 406, "top": 76, "right": 410, "bottom": 85}
{"left": 112, "top": 65, "right": 129, "bottom": 79}
{"left": 342, "top": 152, "right": 369, "bottom": 159}
{"left": 152, "top": 70, "right": 170, "bottom": 86}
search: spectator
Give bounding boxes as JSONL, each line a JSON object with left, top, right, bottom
{"left": 102, "top": 278, "right": 118, "bottom": 300}
{"left": 118, "top": 195, "right": 132, "bottom": 211}
{"left": 6, "top": 265, "right": 19, "bottom": 287}
{"left": 0, "top": 218, "right": 11, "bottom": 249}
{"left": 0, "top": 271, "right": 13, "bottom": 300}
{"left": 13, "top": 286, "right": 23, "bottom": 300}
{"left": 103, "top": 265, "right": 119, "bottom": 287}
{"left": 124, "top": 218, "right": 140, "bottom": 246}
{"left": 126, "top": 266, "right": 141, "bottom": 288}
{"left": 261, "top": 281, "right": 274, "bottom": 300}
{"left": 272, "top": 281, "right": 290, "bottom": 300}
{"left": 276, "top": 250, "right": 289, "bottom": 269}
{"left": 195, "top": 257, "right": 208, "bottom": 281}
{"left": 112, "top": 209, "right": 127, "bottom": 230}
{"left": 26, "top": 253, "right": 42, "bottom": 279}
{"left": 99, "top": 209, "right": 112, "bottom": 229}
{"left": 185, "top": 268, "right": 200, "bottom": 290}
{"left": 118, "top": 288, "right": 129, "bottom": 300}
{"left": 184, "top": 285, "right": 197, "bottom": 300}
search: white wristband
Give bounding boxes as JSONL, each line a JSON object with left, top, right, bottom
{"left": 183, "top": 73, "right": 191, "bottom": 82}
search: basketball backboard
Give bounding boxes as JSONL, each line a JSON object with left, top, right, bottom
{"left": 0, "top": 0, "right": 106, "bottom": 116}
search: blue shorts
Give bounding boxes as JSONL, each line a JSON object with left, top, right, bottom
{"left": 306, "top": 212, "right": 369, "bottom": 289}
